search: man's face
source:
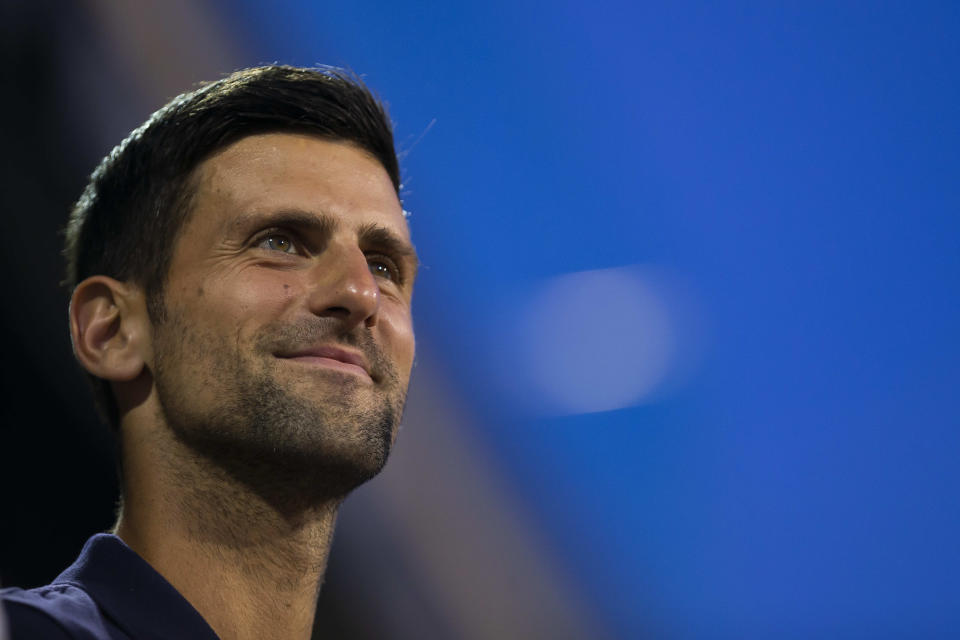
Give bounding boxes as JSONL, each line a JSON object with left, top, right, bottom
{"left": 148, "top": 133, "right": 417, "bottom": 497}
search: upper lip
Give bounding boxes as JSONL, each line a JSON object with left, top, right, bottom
{"left": 279, "top": 345, "right": 371, "bottom": 376}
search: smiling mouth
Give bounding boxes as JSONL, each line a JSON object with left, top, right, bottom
{"left": 276, "top": 345, "right": 374, "bottom": 382}
{"left": 282, "top": 354, "right": 372, "bottom": 381}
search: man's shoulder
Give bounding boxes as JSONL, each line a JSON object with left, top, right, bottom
{"left": 2, "top": 535, "right": 219, "bottom": 640}
{"left": 2, "top": 582, "right": 114, "bottom": 639}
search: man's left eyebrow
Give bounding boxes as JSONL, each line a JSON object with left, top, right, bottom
{"left": 357, "top": 222, "right": 420, "bottom": 274}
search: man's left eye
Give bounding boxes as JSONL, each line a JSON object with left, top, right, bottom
{"left": 368, "top": 258, "right": 399, "bottom": 282}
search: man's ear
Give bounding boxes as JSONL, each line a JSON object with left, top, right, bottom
{"left": 69, "top": 276, "right": 149, "bottom": 381}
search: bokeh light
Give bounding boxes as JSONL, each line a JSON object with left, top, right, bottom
{"left": 520, "top": 265, "right": 679, "bottom": 414}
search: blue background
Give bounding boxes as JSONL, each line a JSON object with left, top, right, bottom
{"left": 219, "top": 2, "right": 960, "bottom": 636}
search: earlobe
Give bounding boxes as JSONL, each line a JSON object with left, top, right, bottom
{"left": 70, "top": 276, "right": 148, "bottom": 382}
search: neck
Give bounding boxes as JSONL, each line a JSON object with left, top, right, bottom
{"left": 115, "top": 418, "right": 341, "bottom": 640}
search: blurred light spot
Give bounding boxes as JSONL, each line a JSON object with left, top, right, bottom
{"left": 520, "top": 265, "right": 684, "bottom": 415}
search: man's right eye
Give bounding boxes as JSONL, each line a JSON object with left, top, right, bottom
{"left": 257, "top": 234, "right": 298, "bottom": 254}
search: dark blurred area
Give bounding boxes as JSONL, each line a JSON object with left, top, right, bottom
{"left": 0, "top": 0, "right": 119, "bottom": 588}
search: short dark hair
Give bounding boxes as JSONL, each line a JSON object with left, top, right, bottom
{"left": 63, "top": 65, "right": 400, "bottom": 428}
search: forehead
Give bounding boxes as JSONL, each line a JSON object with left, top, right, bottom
{"left": 187, "top": 132, "right": 408, "bottom": 239}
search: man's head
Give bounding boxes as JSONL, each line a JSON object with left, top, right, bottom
{"left": 65, "top": 66, "right": 417, "bottom": 497}
{"left": 64, "top": 65, "right": 404, "bottom": 427}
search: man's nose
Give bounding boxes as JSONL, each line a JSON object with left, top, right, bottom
{"left": 306, "top": 243, "right": 380, "bottom": 329}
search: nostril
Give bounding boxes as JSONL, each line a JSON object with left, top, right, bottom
{"left": 325, "top": 306, "right": 351, "bottom": 318}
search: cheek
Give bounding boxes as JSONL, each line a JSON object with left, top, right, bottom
{"left": 380, "top": 307, "right": 416, "bottom": 373}
{"left": 197, "top": 271, "right": 299, "bottom": 324}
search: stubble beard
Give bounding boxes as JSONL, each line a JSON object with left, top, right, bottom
{"left": 151, "top": 307, "right": 409, "bottom": 507}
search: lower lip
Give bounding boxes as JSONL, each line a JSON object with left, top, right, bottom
{"left": 283, "top": 356, "right": 372, "bottom": 381}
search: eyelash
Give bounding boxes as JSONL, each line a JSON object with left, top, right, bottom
{"left": 253, "top": 231, "right": 404, "bottom": 284}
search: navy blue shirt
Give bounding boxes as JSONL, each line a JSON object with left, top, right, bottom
{"left": 1, "top": 534, "right": 219, "bottom": 639}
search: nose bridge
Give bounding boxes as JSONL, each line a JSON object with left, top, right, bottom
{"left": 308, "top": 237, "right": 379, "bottom": 327}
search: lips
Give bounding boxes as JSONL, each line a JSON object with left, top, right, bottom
{"left": 277, "top": 345, "right": 373, "bottom": 380}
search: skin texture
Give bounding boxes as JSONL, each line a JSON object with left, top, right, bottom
{"left": 74, "top": 134, "right": 417, "bottom": 640}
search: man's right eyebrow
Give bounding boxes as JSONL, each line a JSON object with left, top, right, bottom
{"left": 229, "top": 209, "right": 337, "bottom": 237}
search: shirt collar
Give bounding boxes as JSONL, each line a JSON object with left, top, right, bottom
{"left": 54, "top": 534, "right": 220, "bottom": 640}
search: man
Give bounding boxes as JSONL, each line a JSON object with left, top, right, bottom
{"left": 0, "top": 65, "right": 418, "bottom": 640}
